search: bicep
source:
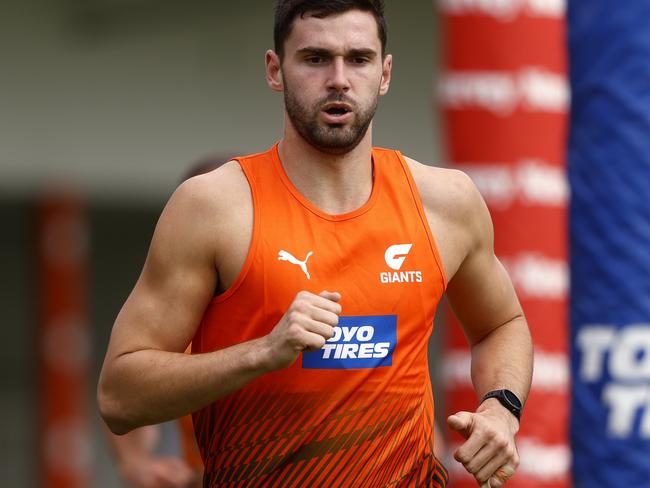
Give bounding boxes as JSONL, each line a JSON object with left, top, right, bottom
{"left": 446, "top": 251, "right": 522, "bottom": 345}
{"left": 444, "top": 181, "right": 523, "bottom": 345}
{"left": 105, "top": 184, "right": 218, "bottom": 360}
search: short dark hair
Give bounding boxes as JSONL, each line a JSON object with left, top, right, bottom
{"left": 274, "top": 0, "right": 388, "bottom": 58}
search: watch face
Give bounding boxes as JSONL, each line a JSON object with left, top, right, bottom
{"left": 504, "top": 389, "right": 522, "bottom": 408}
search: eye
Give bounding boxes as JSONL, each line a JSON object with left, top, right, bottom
{"left": 351, "top": 57, "right": 370, "bottom": 65}
{"left": 306, "top": 56, "right": 326, "bottom": 64}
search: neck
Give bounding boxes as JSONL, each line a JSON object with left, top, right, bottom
{"left": 278, "top": 116, "right": 374, "bottom": 215}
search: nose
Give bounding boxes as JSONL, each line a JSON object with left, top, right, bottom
{"left": 326, "top": 57, "right": 350, "bottom": 92}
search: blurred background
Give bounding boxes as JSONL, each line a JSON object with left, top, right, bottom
{"left": 7, "top": 0, "right": 649, "bottom": 487}
{"left": 1, "top": 1, "right": 441, "bottom": 486}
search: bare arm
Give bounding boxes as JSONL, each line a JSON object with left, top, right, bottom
{"left": 444, "top": 174, "right": 533, "bottom": 488}
{"left": 407, "top": 159, "right": 532, "bottom": 487}
{"left": 444, "top": 176, "right": 532, "bottom": 405}
{"left": 98, "top": 172, "right": 263, "bottom": 433}
{"left": 98, "top": 167, "right": 341, "bottom": 435}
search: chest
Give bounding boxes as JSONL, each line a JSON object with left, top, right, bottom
{"left": 197, "top": 149, "right": 448, "bottom": 368}
{"left": 252, "top": 196, "right": 440, "bottom": 318}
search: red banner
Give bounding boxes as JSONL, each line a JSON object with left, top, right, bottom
{"left": 438, "top": 1, "right": 570, "bottom": 486}
{"left": 37, "top": 193, "right": 91, "bottom": 488}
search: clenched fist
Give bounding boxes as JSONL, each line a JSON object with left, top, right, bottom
{"left": 263, "top": 290, "right": 342, "bottom": 371}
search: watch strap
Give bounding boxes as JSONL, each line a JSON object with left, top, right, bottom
{"left": 480, "top": 389, "right": 522, "bottom": 420}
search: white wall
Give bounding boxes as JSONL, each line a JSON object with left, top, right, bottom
{"left": 0, "top": 0, "right": 440, "bottom": 203}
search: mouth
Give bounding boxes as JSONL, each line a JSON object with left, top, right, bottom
{"left": 321, "top": 102, "right": 353, "bottom": 123}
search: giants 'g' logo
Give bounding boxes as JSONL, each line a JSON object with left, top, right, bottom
{"left": 384, "top": 244, "right": 413, "bottom": 271}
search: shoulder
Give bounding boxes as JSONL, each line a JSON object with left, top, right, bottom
{"left": 173, "top": 160, "right": 249, "bottom": 210}
{"left": 402, "top": 155, "right": 488, "bottom": 230}
{"left": 166, "top": 160, "right": 250, "bottom": 223}
{"left": 401, "top": 155, "right": 493, "bottom": 280}
{"left": 154, "top": 160, "right": 252, "bottom": 254}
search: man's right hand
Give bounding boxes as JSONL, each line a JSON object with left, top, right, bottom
{"left": 263, "top": 290, "right": 342, "bottom": 370}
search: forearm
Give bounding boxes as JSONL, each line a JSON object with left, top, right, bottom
{"left": 470, "top": 315, "right": 533, "bottom": 405}
{"left": 98, "top": 336, "right": 273, "bottom": 434}
{"left": 448, "top": 316, "right": 532, "bottom": 486}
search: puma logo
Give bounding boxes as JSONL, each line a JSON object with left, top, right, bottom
{"left": 278, "top": 250, "right": 313, "bottom": 280}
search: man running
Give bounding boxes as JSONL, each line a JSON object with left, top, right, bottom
{"left": 98, "top": 2, "right": 533, "bottom": 486}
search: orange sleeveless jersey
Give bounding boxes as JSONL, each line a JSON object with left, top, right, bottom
{"left": 192, "top": 144, "right": 448, "bottom": 487}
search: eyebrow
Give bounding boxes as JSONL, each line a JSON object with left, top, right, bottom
{"left": 296, "top": 47, "right": 378, "bottom": 58}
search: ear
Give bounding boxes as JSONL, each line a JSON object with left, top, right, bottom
{"left": 265, "top": 50, "right": 284, "bottom": 92}
{"left": 379, "top": 54, "right": 393, "bottom": 96}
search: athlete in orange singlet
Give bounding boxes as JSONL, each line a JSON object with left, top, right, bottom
{"left": 98, "top": 2, "right": 533, "bottom": 487}
{"left": 103, "top": 159, "right": 232, "bottom": 488}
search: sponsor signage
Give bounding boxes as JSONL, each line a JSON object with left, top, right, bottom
{"left": 575, "top": 325, "right": 650, "bottom": 438}
{"left": 569, "top": 2, "right": 650, "bottom": 485}
{"left": 302, "top": 315, "right": 397, "bottom": 369}
{"left": 439, "top": 0, "right": 570, "bottom": 486}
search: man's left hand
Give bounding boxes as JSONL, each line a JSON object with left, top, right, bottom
{"left": 447, "top": 398, "right": 520, "bottom": 487}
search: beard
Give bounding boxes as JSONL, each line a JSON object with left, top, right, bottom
{"left": 283, "top": 85, "right": 379, "bottom": 155}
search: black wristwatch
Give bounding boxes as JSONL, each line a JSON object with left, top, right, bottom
{"left": 480, "top": 389, "right": 522, "bottom": 421}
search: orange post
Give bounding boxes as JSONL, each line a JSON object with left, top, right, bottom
{"left": 37, "top": 193, "right": 91, "bottom": 488}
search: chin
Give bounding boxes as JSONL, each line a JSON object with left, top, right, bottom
{"left": 312, "top": 139, "right": 363, "bottom": 156}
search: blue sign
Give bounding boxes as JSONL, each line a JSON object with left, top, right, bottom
{"left": 302, "top": 315, "right": 397, "bottom": 369}
{"left": 569, "top": 1, "right": 650, "bottom": 485}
